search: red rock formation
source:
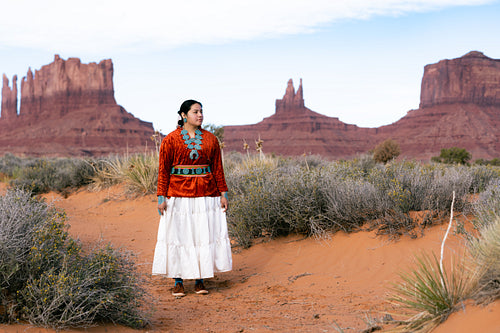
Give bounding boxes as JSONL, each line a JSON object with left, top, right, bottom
{"left": 224, "top": 79, "right": 377, "bottom": 158}
{"left": 420, "top": 51, "right": 500, "bottom": 108}
{"left": 276, "top": 78, "right": 306, "bottom": 114}
{"left": 1, "top": 74, "right": 18, "bottom": 122}
{"left": 0, "top": 55, "right": 154, "bottom": 157}
{"left": 224, "top": 51, "right": 500, "bottom": 161}
{"left": 19, "top": 55, "right": 116, "bottom": 120}
{"left": 380, "top": 51, "right": 500, "bottom": 160}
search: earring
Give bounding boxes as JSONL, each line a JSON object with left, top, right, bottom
{"left": 183, "top": 118, "right": 187, "bottom": 123}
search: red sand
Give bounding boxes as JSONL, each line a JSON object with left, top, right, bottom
{"left": 0, "top": 183, "right": 498, "bottom": 332}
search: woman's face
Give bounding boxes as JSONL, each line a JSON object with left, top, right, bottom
{"left": 184, "top": 103, "right": 203, "bottom": 128}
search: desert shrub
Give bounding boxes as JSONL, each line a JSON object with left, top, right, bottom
{"left": 299, "top": 154, "right": 332, "bottom": 170}
{"left": 268, "top": 166, "right": 329, "bottom": 236}
{"left": 18, "top": 244, "right": 149, "bottom": 329}
{"left": 468, "top": 165, "right": 500, "bottom": 193}
{"left": 390, "top": 252, "right": 477, "bottom": 332}
{"left": 0, "top": 189, "right": 53, "bottom": 301}
{"left": 226, "top": 155, "right": 338, "bottom": 246}
{"left": 322, "top": 174, "right": 388, "bottom": 232}
{"left": 468, "top": 216, "right": 500, "bottom": 304}
{"left": 422, "top": 166, "right": 472, "bottom": 212}
{"left": 472, "top": 179, "right": 500, "bottom": 229}
{"left": 0, "top": 189, "right": 150, "bottom": 328}
{"left": 476, "top": 158, "right": 500, "bottom": 166}
{"left": 373, "top": 139, "right": 401, "bottom": 164}
{"left": 431, "top": 147, "right": 472, "bottom": 165}
{"left": 225, "top": 156, "right": 482, "bottom": 247}
{"left": 367, "top": 161, "right": 428, "bottom": 212}
{"left": 8, "top": 158, "right": 95, "bottom": 195}
{"left": 0, "top": 153, "right": 25, "bottom": 179}
{"left": 368, "top": 162, "right": 472, "bottom": 214}
{"left": 226, "top": 156, "right": 292, "bottom": 247}
{"left": 349, "top": 153, "right": 377, "bottom": 175}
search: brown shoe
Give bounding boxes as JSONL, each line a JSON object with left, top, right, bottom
{"left": 194, "top": 281, "right": 208, "bottom": 294}
{"left": 172, "top": 283, "right": 185, "bottom": 297}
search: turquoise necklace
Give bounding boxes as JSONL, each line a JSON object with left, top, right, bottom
{"left": 181, "top": 128, "right": 203, "bottom": 160}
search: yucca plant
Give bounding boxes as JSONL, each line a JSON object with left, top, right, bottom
{"left": 122, "top": 153, "right": 158, "bottom": 195}
{"left": 389, "top": 252, "right": 477, "bottom": 332}
{"left": 87, "top": 153, "right": 158, "bottom": 195}
{"left": 87, "top": 157, "right": 125, "bottom": 191}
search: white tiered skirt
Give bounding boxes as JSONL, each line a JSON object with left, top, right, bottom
{"left": 152, "top": 196, "right": 233, "bottom": 279}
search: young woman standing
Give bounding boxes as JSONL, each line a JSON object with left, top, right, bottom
{"left": 152, "top": 99, "right": 232, "bottom": 297}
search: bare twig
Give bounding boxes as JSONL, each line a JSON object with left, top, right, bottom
{"left": 440, "top": 190, "right": 455, "bottom": 285}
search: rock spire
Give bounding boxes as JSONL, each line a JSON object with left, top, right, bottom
{"left": 1, "top": 74, "right": 18, "bottom": 121}
{"left": 275, "top": 78, "right": 306, "bottom": 114}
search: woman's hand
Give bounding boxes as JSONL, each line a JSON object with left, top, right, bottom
{"left": 221, "top": 192, "right": 228, "bottom": 212}
{"left": 158, "top": 196, "right": 167, "bottom": 215}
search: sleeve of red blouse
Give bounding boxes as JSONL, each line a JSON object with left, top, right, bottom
{"left": 210, "top": 136, "right": 229, "bottom": 193}
{"left": 156, "top": 136, "right": 173, "bottom": 196}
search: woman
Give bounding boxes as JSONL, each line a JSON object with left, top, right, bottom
{"left": 152, "top": 99, "right": 232, "bottom": 297}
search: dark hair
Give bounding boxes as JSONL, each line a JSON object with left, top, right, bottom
{"left": 177, "top": 99, "right": 202, "bottom": 127}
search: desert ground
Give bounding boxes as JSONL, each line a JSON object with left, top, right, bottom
{"left": 0, "top": 183, "right": 498, "bottom": 332}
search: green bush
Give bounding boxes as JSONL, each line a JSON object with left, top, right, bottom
{"left": 432, "top": 147, "right": 472, "bottom": 165}
{"left": 474, "top": 158, "right": 500, "bottom": 166}
{"left": 0, "top": 189, "right": 150, "bottom": 328}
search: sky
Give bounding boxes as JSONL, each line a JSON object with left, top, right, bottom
{"left": 1, "top": 0, "right": 500, "bottom": 134}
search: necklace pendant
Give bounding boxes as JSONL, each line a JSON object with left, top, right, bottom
{"left": 189, "top": 150, "right": 199, "bottom": 160}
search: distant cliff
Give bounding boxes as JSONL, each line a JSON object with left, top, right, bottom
{"left": 224, "top": 51, "right": 500, "bottom": 160}
{"left": 420, "top": 51, "right": 500, "bottom": 108}
{"left": 0, "top": 55, "right": 155, "bottom": 156}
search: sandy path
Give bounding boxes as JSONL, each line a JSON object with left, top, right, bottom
{"left": 0, "top": 183, "right": 498, "bottom": 332}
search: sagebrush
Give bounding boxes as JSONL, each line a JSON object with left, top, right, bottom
{"left": 0, "top": 189, "right": 150, "bottom": 328}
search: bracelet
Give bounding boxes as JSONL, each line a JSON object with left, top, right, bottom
{"left": 158, "top": 196, "right": 165, "bottom": 205}
{"left": 223, "top": 192, "right": 228, "bottom": 200}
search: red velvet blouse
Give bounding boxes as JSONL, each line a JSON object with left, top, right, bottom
{"left": 157, "top": 128, "right": 228, "bottom": 198}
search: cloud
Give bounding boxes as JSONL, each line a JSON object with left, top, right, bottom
{"left": 0, "top": 0, "right": 494, "bottom": 53}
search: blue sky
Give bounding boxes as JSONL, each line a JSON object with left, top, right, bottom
{"left": 1, "top": 0, "right": 499, "bottom": 134}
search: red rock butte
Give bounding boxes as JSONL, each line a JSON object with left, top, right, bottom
{"left": 224, "top": 51, "right": 500, "bottom": 160}
{"left": 0, "top": 55, "right": 155, "bottom": 157}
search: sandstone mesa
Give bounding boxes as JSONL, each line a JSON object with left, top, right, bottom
{"left": 0, "top": 55, "right": 155, "bottom": 157}
{"left": 224, "top": 51, "right": 500, "bottom": 160}
{"left": 1, "top": 51, "right": 500, "bottom": 159}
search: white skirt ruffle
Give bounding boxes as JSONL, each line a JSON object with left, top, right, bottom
{"left": 152, "top": 196, "right": 233, "bottom": 279}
